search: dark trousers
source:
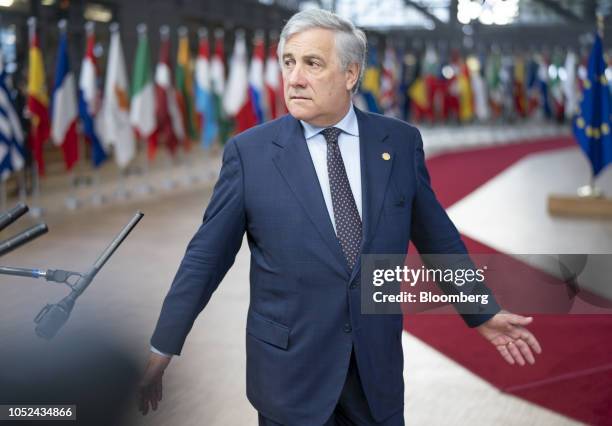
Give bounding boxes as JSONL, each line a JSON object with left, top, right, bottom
{"left": 258, "top": 348, "right": 405, "bottom": 426}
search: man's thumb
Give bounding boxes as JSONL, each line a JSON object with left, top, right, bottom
{"left": 509, "top": 314, "right": 533, "bottom": 325}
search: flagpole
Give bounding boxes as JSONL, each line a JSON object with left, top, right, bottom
{"left": 18, "top": 168, "right": 27, "bottom": 204}
{"left": 27, "top": 17, "right": 43, "bottom": 219}
{"left": 30, "top": 160, "right": 43, "bottom": 218}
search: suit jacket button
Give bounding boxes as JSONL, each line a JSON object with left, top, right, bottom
{"left": 343, "top": 323, "right": 352, "bottom": 333}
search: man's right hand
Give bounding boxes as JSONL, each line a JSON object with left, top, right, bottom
{"left": 138, "top": 352, "right": 172, "bottom": 415}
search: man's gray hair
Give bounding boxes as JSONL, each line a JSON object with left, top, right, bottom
{"left": 278, "top": 8, "right": 367, "bottom": 94}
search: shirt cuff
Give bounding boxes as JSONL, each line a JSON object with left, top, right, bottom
{"left": 150, "top": 345, "right": 173, "bottom": 358}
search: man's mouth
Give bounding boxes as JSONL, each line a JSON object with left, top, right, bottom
{"left": 290, "top": 96, "right": 310, "bottom": 100}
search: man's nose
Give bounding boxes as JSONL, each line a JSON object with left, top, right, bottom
{"left": 288, "top": 64, "right": 307, "bottom": 87}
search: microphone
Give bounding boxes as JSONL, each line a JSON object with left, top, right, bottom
{"left": 34, "top": 294, "right": 75, "bottom": 340}
{"left": 0, "top": 203, "right": 28, "bottom": 232}
{"left": 34, "top": 212, "right": 144, "bottom": 339}
{"left": 0, "top": 223, "right": 48, "bottom": 257}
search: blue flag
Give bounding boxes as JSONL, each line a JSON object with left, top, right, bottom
{"left": 573, "top": 33, "right": 612, "bottom": 176}
{"left": 0, "top": 65, "right": 25, "bottom": 180}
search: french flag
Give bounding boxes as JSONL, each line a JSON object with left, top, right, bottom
{"left": 78, "top": 23, "right": 106, "bottom": 168}
{"left": 51, "top": 23, "right": 78, "bottom": 171}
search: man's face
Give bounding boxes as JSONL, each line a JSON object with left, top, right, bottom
{"left": 281, "top": 28, "right": 359, "bottom": 127}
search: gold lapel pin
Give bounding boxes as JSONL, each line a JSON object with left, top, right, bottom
{"left": 382, "top": 152, "right": 391, "bottom": 161}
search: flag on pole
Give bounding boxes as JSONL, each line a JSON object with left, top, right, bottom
{"left": 130, "top": 23, "right": 157, "bottom": 160}
{"left": 379, "top": 47, "right": 400, "bottom": 117}
{"left": 0, "top": 54, "right": 25, "bottom": 180}
{"left": 573, "top": 32, "right": 612, "bottom": 177}
{"left": 536, "top": 54, "right": 552, "bottom": 119}
{"left": 398, "top": 51, "right": 416, "bottom": 121}
{"left": 408, "top": 76, "right": 429, "bottom": 121}
{"left": 526, "top": 55, "right": 541, "bottom": 116}
{"left": 211, "top": 31, "right": 232, "bottom": 144}
{"left": 154, "top": 25, "right": 185, "bottom": 157}
{"left": 265, "top": 41, "right": 282, "bottom": 120}
{"left": 51, "top": 21, "right": 79, "bottom": 171}
{"left": 360, "top": 46, "right": 381, "bottom": 113}
{"left": 467, "top": 56, "right": 489, "bottom": 121}
{"left": 423, "top": 46, "right": 441, "bottom": 121}
{"left": 248, "top": 32, "right": 266, "bottom": 124}
{"left": 223, "top": 31, "right": 257, "bottom": 133}
{"left": 78, "top": 22, "right": 107, "bottom": 168}
{"left": 101, "top": 23, "right": 135, "bottom": 168}
{"left": 441, "top": 51, "right": 461, "bottom": 121}
{"left": 549, "top": 52, "right": 565, "bottom": 120}
{"left": 194, "top": 28, "right": 217, "bottom": 149}
{"left": 26, "top": 17, "right": 50, "bottom": 175}
{"left": 457, "top": 61, "right": 474, "bottom": 122}
{"left": 512, "top": 55, "right": 527, "bottom": 117}
{"left": 486, "top": 50, "right": 503, "bottom": 119}
{"left": 176, "top": 27, "right": 198, "bottom": 145}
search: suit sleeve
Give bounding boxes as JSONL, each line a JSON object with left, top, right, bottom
{"left": 151, "top": 138, "right": 246, "bottom": 355}
{"left": 409, "top": 128, "right": 501, "bottom": 327}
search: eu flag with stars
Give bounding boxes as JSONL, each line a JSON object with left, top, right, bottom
{"left": 573, "top": 33, "right": 612, "bottom": 176}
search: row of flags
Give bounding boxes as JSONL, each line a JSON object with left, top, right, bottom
{"left": 356, "top": 44, "right": 606, "bottom": 128}
{"left": 1, "top": 19, "right": 610, "bottom": 181}
{"left": 356, "top": 40, "right": 610, "bottom": 176}
{"left": 6, "top": 19, "right": 288, "bottom": 178}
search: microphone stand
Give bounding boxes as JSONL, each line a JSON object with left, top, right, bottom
{"left": 0, "top": 211, "right": 144, "bottom": 339}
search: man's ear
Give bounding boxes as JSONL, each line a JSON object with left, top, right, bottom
{"left": 345, "top": 63, "right": 360, "bottom": 92}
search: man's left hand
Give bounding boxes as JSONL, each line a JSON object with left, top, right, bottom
{"left": 477, "top": 310, "right": 542, "bottom": 366}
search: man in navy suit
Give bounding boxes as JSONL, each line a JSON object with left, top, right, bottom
{"left": 139, "top": 9, "right": 542, "bottom": 425}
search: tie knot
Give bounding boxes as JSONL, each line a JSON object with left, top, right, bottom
{"left": 320, "top": 127, "right": 342, "bottom": 144}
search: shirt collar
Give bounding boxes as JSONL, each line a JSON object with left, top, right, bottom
{"left": 300, "top": 104, "right": 359, "bottom": 140}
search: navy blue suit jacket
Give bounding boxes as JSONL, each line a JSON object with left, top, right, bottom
{"left": 151, "top": 107, "right": 500, "bottom": 425}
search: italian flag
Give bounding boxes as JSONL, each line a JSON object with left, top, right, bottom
{"left": 130, "top": 24, "right": 157, "bottom": 160}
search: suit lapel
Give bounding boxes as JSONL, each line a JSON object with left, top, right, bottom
{"left": 351, "top": 108, "right": 392, "bottom": 283}
{"left": 272, "top": 116, "right": 351, "bottom": 278}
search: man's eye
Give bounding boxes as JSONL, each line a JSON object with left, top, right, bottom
{"left": 309, "top": 61, "right": 321, "bottom": 68}
{"left": 284, "top": 60, "right": 294, "bottom": 67}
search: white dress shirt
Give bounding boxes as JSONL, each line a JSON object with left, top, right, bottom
{"left": 151, "top": 103, "right": 362, "bottom": 358}
{"left": 300, "top": 104, "right": 362, "bottom": 233}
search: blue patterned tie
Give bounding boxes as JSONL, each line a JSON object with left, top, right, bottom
{"left": 321, "top": 127, "right": 362, "bottom": 270}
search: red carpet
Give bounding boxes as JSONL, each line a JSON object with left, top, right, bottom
{"left": 404, "top": 136, "right": 612, "bottom": 425}
{"left": 426, "top": 135, "right": 575, "bottom": 207}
